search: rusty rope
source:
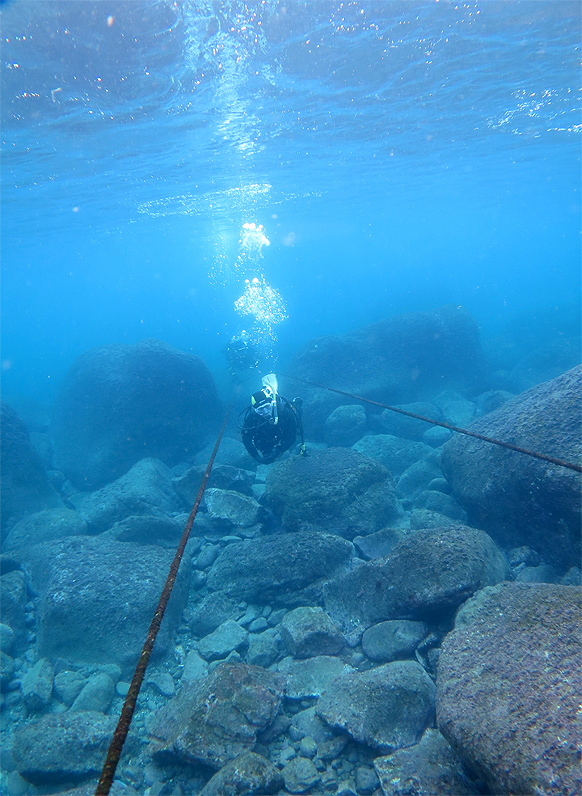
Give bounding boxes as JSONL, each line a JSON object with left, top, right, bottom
{"left": 95, "top": 406, "right": 232, "bottom": 796}
{"left": 283, "top": 375, "right": 582, "bottom": 474}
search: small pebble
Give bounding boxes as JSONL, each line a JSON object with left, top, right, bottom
{"left": 280, "top": 745, "right": 297, "bottom": 765}
{"left": 299, "top": 736, "right": 318, "bottom": 759}
{"left": 116, "top": 681, "right": 131, "bottom": 697}
{"left": 248, "top": 617, "right": 269, "bottom": 633}
{"left": 148, "top": 672, "right": 175, "bottom": 697}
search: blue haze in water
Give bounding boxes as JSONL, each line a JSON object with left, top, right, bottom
{"left": 1, "top": 0, "right": 580, "bottom": 399}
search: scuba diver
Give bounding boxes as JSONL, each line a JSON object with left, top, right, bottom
{"left": 240, "top": 374, "right": 307, "bottom": 464}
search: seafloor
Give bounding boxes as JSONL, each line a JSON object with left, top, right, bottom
{"left": 1, "top": 304, "right": 581, "bottom": 796}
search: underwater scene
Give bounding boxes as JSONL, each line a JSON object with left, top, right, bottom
{"left": 1, "top": 2, "right": 581, "bottom": 795}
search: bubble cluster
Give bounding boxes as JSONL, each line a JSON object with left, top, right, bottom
{"left": 234, "top": 276, "right": 287, "bottom": 326}
{"left": 231, "top": 223, "right": 288, "bottom": 367}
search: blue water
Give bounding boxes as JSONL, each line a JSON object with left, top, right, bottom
{"left": 1, "top": 0, "right": 580, "bottom": 401}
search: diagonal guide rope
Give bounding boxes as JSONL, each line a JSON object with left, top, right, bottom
{"left": 95, "top": 405, "right": 232, "bottom": 796}
{"left": 283, "top": 375, "right": 582, "bottom": 474}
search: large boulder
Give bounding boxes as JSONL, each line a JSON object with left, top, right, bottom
{"left": 374, "top": 728, "right": 479, "bottom": 796}
{"left": 51, "top": 339, "right": 221, "bottom": 490}
{"left": 441, "top": 365, "right": 582, "bottom": 571}
{"left": 0, "top": 567, "right": 28, "bottom": 653}
{"left": 69, "top": 457, "right": 183, "bottom": 534}
{"left": 12, "top": 712, "right": 117, "bottom": 785}
{"left": 437, "top": 582, "right": 582, "bottom": 796}
{"left": 316, "top": 660, "right": 436, "bottom": 753}
{"left": 21, "top": 535, "right": 190, "bottom": 673}
{"left": 1, "top": 403, "right": 63, "bottom": 533}
{"left": 149, "top": 661, "right": 284, "bottom": 770}
{"left": 206, "top": 531, "right": 353, "bottom": 606}
{"left": 324, "top": 526, "right": 509, "bottom": 643}
{"left": 264, "top": 448, "right": 401, "bottom": 537}
{"left": 200, "top": 752, "right": 283, "bottom": 796}
{"left": 284, "top": 306, "right": 484, "bottom": 438}
{"left": 353, "top": 435, "right": 433, "bottom": 477}
{"left": 3, "top": 508, "right": 88, "bottom": 552}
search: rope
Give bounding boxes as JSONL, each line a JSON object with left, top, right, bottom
{"left": 95, "top": 406, "right": 232, "bottom": 796}
{"left": 283, "top": 375, "right": 582, "bottom": 474}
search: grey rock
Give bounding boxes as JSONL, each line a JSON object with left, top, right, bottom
{"left": 54, "top": 670, "right": 87, "bottom": 707}
{"left": 299, "top": 735, "right": 318, "bottom": 758}
{"left": 174, "top": 464, "right": 255, "bottom": 505}
{"left": 362, "top": 620, "right": 428, "bottom": 662}
{"left": 374, "top": 728, "right": 479, "bottom": 795}
{"left": 516, "top": 563, "right": 559, "bottom": 583}
{"left": 409, "top": 509, "right": 462, "bottom": 530}
{"left": 107, "top": 514, "right": 183, "bottom": 545}
{"left": 204, "top": 488, "right": 263, "bottom": 528}
{"left": 196, "top": 436, "right": 257, "bottom": 471}
{"left": 437, "top": 583, "right": 582, "bottom": 796}
{"left": 3, "top": 771, "right": 28, "bottom": 796}
{"left": 1, "top": 650, "right": 15, "bottom": 689}
{"left": 182, "top": 650, "right": 209, "bottom": 683}
{"left": 246, "top": 628, "right": 280, "bottom": 668}
{"left": 508, "top": 545, "right": 540, "bottom": 568}
{"left": 442, "top": 365, "right": 582, "bottom": 570}
{"left": 148, "top": 672, "right": 175, "bottom": 697}
{"left": 336, "top": 780, "right": 357, "bottom": 796}
{"left": 1, "top": 403, "right": 63, "bottom": 532}
{"left": 317, "top": 660, "right": 435, "bottom": 752}
{"left": 69, "top": 458, "right": 181, "bottom": 534}
{"left": 378, "top": 403, "right": 443, "bottom": 441}
{"left": 280, "top": 607, "right": 345, "bottom": 658}
{"left": 3, "top": 508, "right": 87, "bottom": 552}
{"left": 324, "top": 405, "right": 367, "bottom": 447}
{"left": 196, "top": 543, "right": 220, "bottom": 570}
{"left": 0, "top": 622, "right": 15, "bottom": 654}
{"left": 23, "top": 535, "right": 190, "bottom": 674}
{"left": 396, "top": 453, "right": 443, "bottom": 500}
{"left": 318, "top": 735, "right": 349, "bottom": 761}
{"left": 561, "top": 566, "right": 582, "bottom": 585}
{"left": 426, "top": 477, "right": 451, "bottom": 493}
{"left": 354, "top": 435, "right": 433, "bottom": 477}
{"left": 115, "top": 681, "right": 130, "bottom": 697}
{"left": 12, "top": 711, "right": 117, "bottom": 785}
{"left": 440, "top": 399, "right": 476, "bottom": 427}
{"left": 325, "top": 526, "right": 509, "bottom": 643}
{"left": 248, "top": 616, "right": 268, "bottom": 633}
{"left": 51, "top": 339, "right": 220, "bottom": 490}
{"left": 356, "top": 765, "right": 380, "bottom": 795}
{"left": 474, "top": 389, "right": 515, "bottom": 417}
{"left": 149, "top": 661, "right": 284, "bottom": 769}
{"left": 353, "top": 527, "right": 408, "bottom": 560}
{"left": 200, "top": 751, "right": 282, "bottom": 796}
{"left": 265, "top": 447, "right": 401, "bottom": 537}
{"left": 21, "top": 657, "right": 54, "bottom": 710}
{"left": 431, "top": 389, "right": 466, "bottom": 411}
{"left": 291, "top": 706, "right": 334, "bottom": 743}
{"left": 278, "top": 655, "right": 354, "bottom": 700}
{"left": 282, "top": 756, "right": 321, "bottom": 793}
{"left": 413, "top": 490, "right": 467, "bottom": 522}
{"left": 196, "top": 619, "right": 249, "bottom": 662}
{"left": 422, "top": 425, "right": 452, "bottom": 447}
{"left": 188, "top": 592, "right": 238, "bottom": 637}
{"left": 287, "top": 306, "right": 484, "bottom": 439}
{"left": 70, "top": 672, "right": 114, "bottom": 713}
{"left": 207, "top": 531, "right": 353, "bottom": 606}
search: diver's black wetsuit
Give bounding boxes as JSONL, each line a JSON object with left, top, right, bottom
{"left": 241, "top": 395, "right": 304, "bottom": 464}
